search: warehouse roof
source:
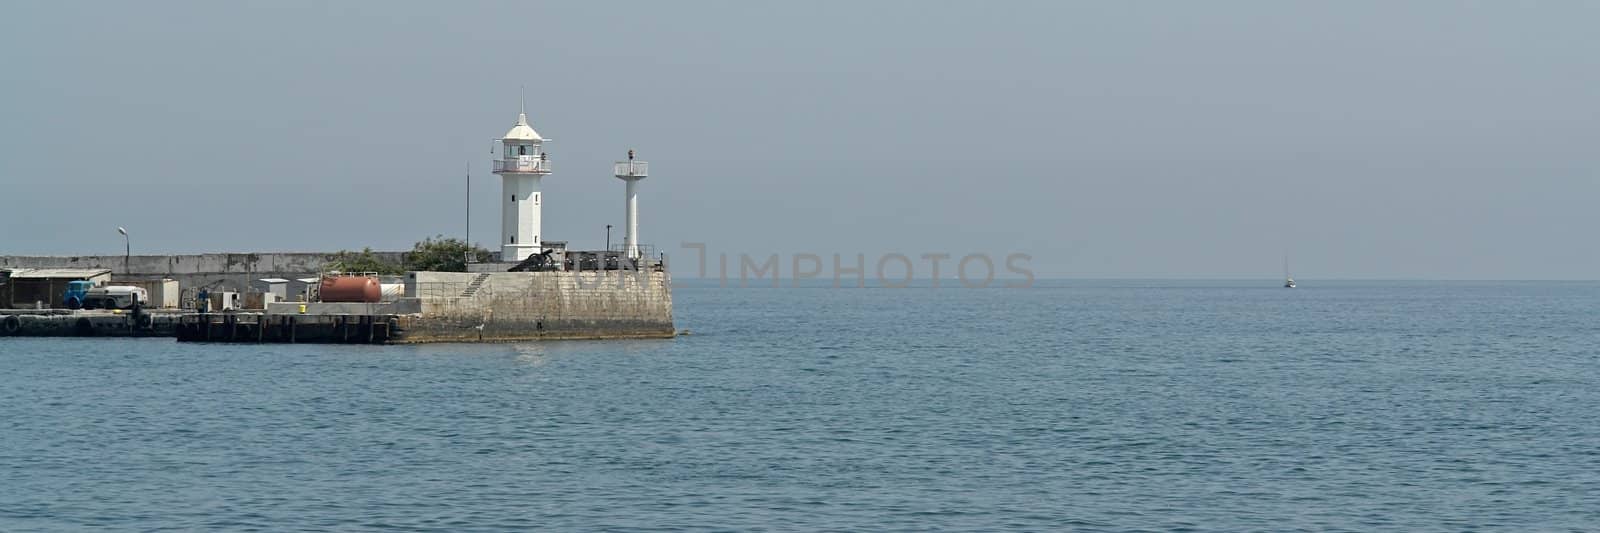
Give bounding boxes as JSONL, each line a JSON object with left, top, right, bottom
{"left": 6, "top": 268, "right": 113, "bottom": 279}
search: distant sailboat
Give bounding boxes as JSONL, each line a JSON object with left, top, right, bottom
{"left": 1283, "top": 255, "right": 1296, "bottom": 288}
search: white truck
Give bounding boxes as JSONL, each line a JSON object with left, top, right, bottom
{"left": 83, "top": 286, "right": 150, "bottom": 310}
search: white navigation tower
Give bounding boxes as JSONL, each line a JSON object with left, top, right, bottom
{"left": 614, "top": 150, "right": 649, "bottom": 260}
{"left": 492, "top": 103, "right": 551, "bottom": 262}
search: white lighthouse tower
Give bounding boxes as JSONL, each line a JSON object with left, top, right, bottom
{"left": 492, "top": 105, "right": 551, "bottom": 262}
{"left": 614, "top": 150, "right": 649, "bottom": 260}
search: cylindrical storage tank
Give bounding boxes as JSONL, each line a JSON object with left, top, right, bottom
{"left": 319, "top": 276, "right": 381, "bottom": 303}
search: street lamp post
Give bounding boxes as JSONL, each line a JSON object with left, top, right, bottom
{"left": 117, "top": 227, "right": 129, "bottom": 274}
{"left": 605, "top": 224, "right": 613, "bottom": 252}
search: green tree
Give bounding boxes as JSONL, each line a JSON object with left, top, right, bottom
{"left": 404, "top": 236, "right": 493, "bottom": 272}
{"left": 325, "top": 247, "right": 404, "bottom": 275}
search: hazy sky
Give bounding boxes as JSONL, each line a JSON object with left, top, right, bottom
{"left": 3, "top": 2, "right": 1597, "bottom": 279}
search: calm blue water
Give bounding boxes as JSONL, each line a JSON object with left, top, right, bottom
{"left": 3, "top": 280, "right": 1599, "bottom": 531}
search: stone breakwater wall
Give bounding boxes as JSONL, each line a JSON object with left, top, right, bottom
{"left": 401, "top": 270, "right": 673, "bottom": 342}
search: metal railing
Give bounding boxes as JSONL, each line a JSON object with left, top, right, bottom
{"left": 614, "top": 161, "right": 648, "bottom": 177}
{"left": 608, "top": 243, "right": 656, "bottom": 258}
{"left": 494, "top": 157, "right": 552, "bottom": 173}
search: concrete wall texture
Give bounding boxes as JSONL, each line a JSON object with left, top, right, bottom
{"left": 402, "top": 270, "right": 674, "bottom": 342}
{"left": 0, "top": 252, "right": 407, "bottom": 300}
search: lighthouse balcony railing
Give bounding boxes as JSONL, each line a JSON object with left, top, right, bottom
{"left": 614, "top": 161, "right": 648, "bottom": 177}
{"left": 494, "top": 158, "right": 551, "bottom": 173}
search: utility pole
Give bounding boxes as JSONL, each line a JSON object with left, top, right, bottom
{"left": 605, "top": 224, "right": 612, "bottom": 252}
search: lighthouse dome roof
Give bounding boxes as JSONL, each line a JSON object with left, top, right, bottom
{"left": 503, "top": 113, "right": 543, "bottom": 142}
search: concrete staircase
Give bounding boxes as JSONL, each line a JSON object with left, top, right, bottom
{"left": 459, "top": 273, "right": 491, "bottom": 298}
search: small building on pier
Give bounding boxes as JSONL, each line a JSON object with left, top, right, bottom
{"left": 2, "top": 268, "right": 113, "bottom": 308}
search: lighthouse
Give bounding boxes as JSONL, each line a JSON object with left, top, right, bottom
{"left": 614, "top": 150, "right": 649, "bottom": 260}
{"left": 492, "top": 105, "right": 551, "bottom": 262}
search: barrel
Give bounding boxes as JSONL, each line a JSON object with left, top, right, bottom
{"left": 319, "top": 276, "right": 381, "bottom": 303}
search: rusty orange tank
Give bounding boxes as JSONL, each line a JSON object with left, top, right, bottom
{"left": 319, "top": 276, "right": 381, "bottom": 303}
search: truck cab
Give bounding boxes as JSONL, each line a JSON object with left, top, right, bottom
{"left": 63, "top": 280, "right": 94, "bottom": 309}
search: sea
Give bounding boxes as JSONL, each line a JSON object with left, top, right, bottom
{"left": 1, "top": 280, "right": 1597, "bottom": 531}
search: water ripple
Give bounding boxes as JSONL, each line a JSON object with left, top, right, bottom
{"left": 1, "top": 281, "right": 1599, "bottom": 530}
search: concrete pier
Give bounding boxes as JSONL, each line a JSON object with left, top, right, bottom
{"left": 1, "top": 269, "right": 674, "bottom": 344}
